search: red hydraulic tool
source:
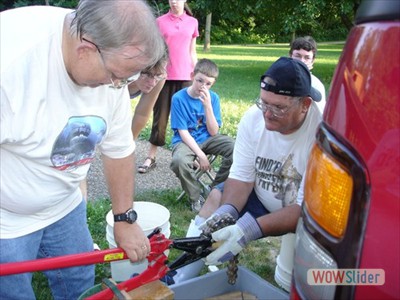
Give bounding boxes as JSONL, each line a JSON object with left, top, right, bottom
{"left": 0, "top": 228, "right": 215, "bottom": 299}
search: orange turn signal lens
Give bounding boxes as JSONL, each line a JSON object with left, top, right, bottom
{"left": 305, "top": 144, "right": 353, "bottom": 238}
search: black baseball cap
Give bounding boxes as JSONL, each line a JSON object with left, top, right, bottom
{"left": 260, "top": 57, "right": 322, "bottom": 102}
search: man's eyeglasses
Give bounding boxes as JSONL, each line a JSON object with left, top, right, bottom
{"left": 82, "top": 38, "right": 141, "bottom": 89}
{"left": 109, "top": 73, "right": 141, "bottom": 89}
{"left": 140, "top": 72, "right": 166, "bottom": 81}
{"left": 255, "top": 97, "right": 300, "bottom": 118}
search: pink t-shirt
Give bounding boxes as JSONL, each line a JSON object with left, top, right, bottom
{"left": 157, "top": 11, "right": 199, "bottom": 80}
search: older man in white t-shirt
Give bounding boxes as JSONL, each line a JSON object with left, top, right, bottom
{"left": 0, "top": 1, "right": 165, "bottom": 298}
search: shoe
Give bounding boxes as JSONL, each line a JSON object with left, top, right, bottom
{"left": 191, "top": 195, "right": 205, "bottom": 212}
{"left": 186, "top": 219, "right": 202, "bottom": 237}
{"left": 138, "top": 157, "right": 156, "bottom": 174}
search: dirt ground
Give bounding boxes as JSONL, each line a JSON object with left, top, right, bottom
{"left": 86, "top": 140, "right": 181, "bottom": 201}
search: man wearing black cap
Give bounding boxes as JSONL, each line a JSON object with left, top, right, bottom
{"left": 171, "top": 56, "right": 322, "bottom": 283}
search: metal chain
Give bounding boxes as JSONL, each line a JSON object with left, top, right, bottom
{"left": 201, "top": 213, "right": 239, "bottom": 285}
{"left": 227, "top": 255, "right": 239, "bottom": 285}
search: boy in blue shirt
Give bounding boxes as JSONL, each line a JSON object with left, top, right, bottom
{"left": 170, "top": 59, "right": 234, "bottom": 212}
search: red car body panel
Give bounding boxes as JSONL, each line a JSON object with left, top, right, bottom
{"left": 291, "top": 1, "right": 400, "bottom": 298}
{"left": 325, "top": 22, "right": 400, "bottom": 299}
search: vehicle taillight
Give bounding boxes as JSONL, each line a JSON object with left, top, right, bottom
{"left": 304, "top": 144, "right": 353, "bottom": 238}
{"left": 292, "top": 220, "right": 337, "bottom": 300}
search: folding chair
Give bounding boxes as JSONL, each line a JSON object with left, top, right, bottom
{"left": 176, "top": 154, "right": 217, "bottom": 201}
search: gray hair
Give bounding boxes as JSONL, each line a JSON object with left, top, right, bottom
{"left": 142, "top": 44, "right": 168, "bottom": 75}
{"left": 70, "top": 0, "right": 165, "bottom": 67}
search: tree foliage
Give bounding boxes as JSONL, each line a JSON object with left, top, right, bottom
{"left": 1, "top": 0, "right": 361, "bottom": 44}
{"left": 188, "top": 0, "right": 360, "bottom": 43}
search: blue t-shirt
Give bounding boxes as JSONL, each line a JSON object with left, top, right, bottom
{"left": 170, "top": 87, "right": 222, "bottom": 145}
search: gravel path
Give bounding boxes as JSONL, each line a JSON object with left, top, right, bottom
{"left": 86, "top": 140, "right": 181, "bottom": 201}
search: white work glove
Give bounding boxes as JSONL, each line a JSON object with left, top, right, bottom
{"left": 211, "top": 204, "right": 239, "bottom": 220}
{"left": 205, "top": 212, "right": 263, "bottom": 266}
{"left": 199, "top": 204, "right": 239, "bottom": 235}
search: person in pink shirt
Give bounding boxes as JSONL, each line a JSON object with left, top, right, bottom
{"left": 138, "top": 0, "right": 199, "bottom": 173}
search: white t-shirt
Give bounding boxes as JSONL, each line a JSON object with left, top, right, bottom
{"left": 0, "top": 6, "right": 135, "bottom": 238}
{"left": 229, "top": 102, "right": 321, "bottom": 212}
{"left": 311, "top": 73, "right": 326, "bottom": 114}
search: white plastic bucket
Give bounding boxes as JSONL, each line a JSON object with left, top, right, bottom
{"left": 105, "top": 201, "right": 171, "bottom": 282}
{"left": 274, "top": 233, "right": 296, "bottom": 292}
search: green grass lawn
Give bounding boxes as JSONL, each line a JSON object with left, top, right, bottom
{"left": 33, "top": 43, "right": 343, "bottom": 298}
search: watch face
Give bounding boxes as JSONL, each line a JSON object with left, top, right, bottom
{"left": 126, "top": 209, "right": 137, "bottom": 224}
{"left": 114, "top": 209, "right": 137, "bottom": 224}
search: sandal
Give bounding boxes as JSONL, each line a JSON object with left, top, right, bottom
{"left": 138, "top": 157, "right": 156, "bottom": 174}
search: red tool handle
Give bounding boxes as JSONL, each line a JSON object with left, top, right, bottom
{"left": 0, "top": 248, "right": 128, "bottom": 276}
{"left": 0, "top": 232, "right": 174, "bottom": 300}
{"left": 85, "top": 253, "right": 169, "bottom": 300}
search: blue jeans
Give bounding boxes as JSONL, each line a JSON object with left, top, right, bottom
{"left": 0, "top": 201, "right": 95, "bottom": 300}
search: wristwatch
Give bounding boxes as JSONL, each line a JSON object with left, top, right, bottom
{"left": 114, "top": 208, "right": 137, "bottom": 224}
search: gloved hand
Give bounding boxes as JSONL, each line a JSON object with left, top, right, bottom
{"left": 199, "top": 204, "right": 239, "bottom": 236}
{"left": 205, "top": 212, "right": 263, "bottom": 265}
{"left": 210, "top": 204, "right": 240, "bottom": 221}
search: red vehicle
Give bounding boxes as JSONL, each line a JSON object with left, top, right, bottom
{"left": 290, "top": 0, "right": 400, "bottom": 299}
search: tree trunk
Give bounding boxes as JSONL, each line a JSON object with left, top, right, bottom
{"left": 203, "top": 13, "right": 212, "bottom": 52}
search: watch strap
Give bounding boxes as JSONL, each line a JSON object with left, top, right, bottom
{"left": 114, "top": 208, "right": 137, "bottom": 224}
